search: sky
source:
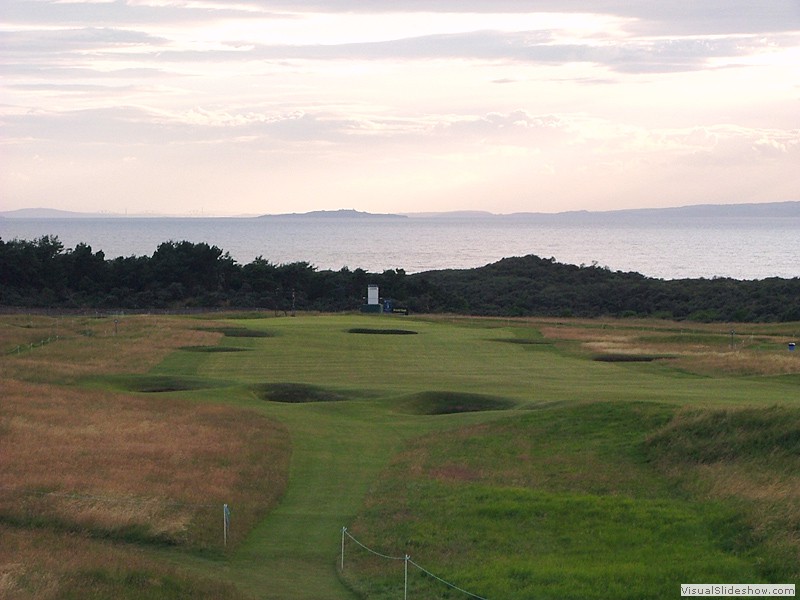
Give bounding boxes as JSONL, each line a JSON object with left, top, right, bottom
{"left": 1, "top": 1, "right": 799, "bottom": 216}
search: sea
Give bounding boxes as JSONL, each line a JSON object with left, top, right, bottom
{"left": 1, "top": 214, "right": 798, "bottom": 281}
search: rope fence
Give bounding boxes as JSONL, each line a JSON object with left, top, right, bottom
{"left": 7, "top": 335, "right": 60, "bottom": 355}
{"left": 340, "top": 526, "right": 489, "bottom": 600}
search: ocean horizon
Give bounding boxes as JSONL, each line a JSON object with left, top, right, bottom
{"left": 1, "top": 210, "right": 799, "bottom": 281}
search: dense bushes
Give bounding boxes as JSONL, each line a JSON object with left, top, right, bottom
{"left": 1, "top": 236, "right": 799, "bottom": 322}
{"left": 417, "top": 256, "right": 800, "bottom": 322}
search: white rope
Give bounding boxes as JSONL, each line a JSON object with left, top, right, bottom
{"left": 408, "top": 558, "right": 489, "bottom": 600}
{"left": 343, "top": 528, "right": 406, "bottom": 561}
{"left": 342, "top": 527, "right": 489, "bottom": 599}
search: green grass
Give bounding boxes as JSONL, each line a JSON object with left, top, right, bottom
{"left": 343, "top": 402, "right": 792, "bottom": 599}
{"left": 6, "top": 313, "right": 800, "bottom": 599}
{"left": 187, "top": 315, "right": 798, "bottom": 407}
{"left": 152, "top": 315, "right": 798, "bottom": 598}
{"left": 645, "top": 405, "right": 800, "bottom": 581}
{"left": 647, "top": 405, "right": 800, "bottom": 464}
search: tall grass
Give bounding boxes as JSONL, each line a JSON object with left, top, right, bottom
{"left": 535, "top": 318, "right": 800, "bottom": 376}
{"left": 343, "top": 402, "right": 799, "bottom": 598}
{"left": 1, "top": 314, "right": 222, "bottom": 383}
{"left": 0, "top": 527, "right": 248, "bottom": 600}
{"left": 0, "top": 379, "right": 290, "bottom": 551}
{"left": 646, "top": 406, "right": 800, "bottom": 579}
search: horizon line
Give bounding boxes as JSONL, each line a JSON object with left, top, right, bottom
{"left": 2, "top": 200, "right": 799, "bottom": 220}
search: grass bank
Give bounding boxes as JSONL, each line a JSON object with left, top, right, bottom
{"left": 343, "top": 401, "right": 799, "bottom": 598}
{"left": 1, "top": 313, "right": 798, "bottom": 599}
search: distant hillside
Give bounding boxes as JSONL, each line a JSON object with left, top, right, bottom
{"left": 521, "top": 201, "right": 800, "bottom": 220}
{"left": 405, "top": 201, "right": 800, "bottom": 221}
{"left": 404, "top": 210, "right": 496, "bottom": 218}
{"left": 258, "top": 209, "right": 407, "bottom": 219}
{"left": 0, "top": 208, "right": 122, "bottom": 219}
{"left": 3, "top": 202, "right": 797, "bottom": 220}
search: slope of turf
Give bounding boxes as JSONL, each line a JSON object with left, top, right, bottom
{"left": 6, "top": 313, "right": 799, "bottom": 599}
{"left": 343, "top": 402, "right": 796, "bottom": 599}
{"left": 161, "top": 315, "right": 799, "bottom": 598}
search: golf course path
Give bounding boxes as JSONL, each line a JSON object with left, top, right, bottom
{"left": 228, "top": 401, "right": 405, "bottom": 599}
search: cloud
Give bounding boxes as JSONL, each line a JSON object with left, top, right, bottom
{"left": 0, "top": 104, "right": 373, "bottom": 148}
{"left": 0, "top": 27, "right": 169, "bottom": 60}
{"left": 223, "top": 0, "right": 800, "bottom": 35}
{"left": 675, "top": 126, "right": 800, "bottom": 166}
{"left": 91, "top": 28, "right": 763, "bottom": 77}
{"left": 2, "top": 0, "right": 798, "bottom": 215}
{"left": 4, "top": 1, "right": 797, "bottom": 77}
{"left": 13, "top": 26, "right": 777, "bottom": 77}
{"left": 229, "top": 30, "right": 788, "bottom": 75}
{"left": 10, "top": 100, "right": 794, "bottom": 169}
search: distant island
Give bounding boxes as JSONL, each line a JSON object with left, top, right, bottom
{"left": 0, "top": 208, "right": 125, "bottom": 219}
{"left": 257, "top": 209, "right": 407, "bottom": 219}
{"left": 1, "top": 201, "right": 798, "bottom": 221}
{"left": 407, "top": 201, "right": 800, "bottom": 220}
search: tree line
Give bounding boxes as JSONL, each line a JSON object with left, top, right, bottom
{"left": 1, "top": 236, "right": 798, "bottom": 322}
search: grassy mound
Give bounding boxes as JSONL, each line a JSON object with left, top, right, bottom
{"left": 645, "top": 405, "right": 800, "bottom": 580}
{"left": 646, "top": 405, "right": 800, "bottom": 463}
{"left": 343, "top": 402, "right": 798, "bottom": 599}
{"left": 347, "top": 328, "right": 418, "bottom": 335}
{"left": 399, "top": 391, "right": 516, "bottom": 415}
{"left": 1, "top": 528, "right": 249, "bottom": 600}
{"left": 344, "top": 402, "right": 800, "bottom": 599}
{"left": 253, "top": 382, "right": 348, "bottom": 403}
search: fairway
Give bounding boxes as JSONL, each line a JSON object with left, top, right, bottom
{"left": 2, "top": 313, "right": 798, "bottom": 599}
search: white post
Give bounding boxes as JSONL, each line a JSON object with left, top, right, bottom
{"left": 341, "top": 527, "right": 346, "bottom": 571}
{"left": 223, "top": 504, "right": 229, "bottom": 546}
{"left": 404, "top": 555, "right": 410, "bottom": 600}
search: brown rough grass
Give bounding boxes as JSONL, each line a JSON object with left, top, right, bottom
{"left": 1, "top": 314, "right": 221, "bottom": 381}
{"left": 0, "top": 314, "right": 291, "bottom": 597}
{"left": 0, "top": 379, "right": 290, "bottom": 549}
{"left": 0, "top": 527, "right": 247, "bottom": 600}
{"left": 536, "top": 318, "right": 800, "bottom": 376}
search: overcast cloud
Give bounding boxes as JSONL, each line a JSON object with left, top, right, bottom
{"left": 1, "top": 0, "right": 798, "bottom": 215}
